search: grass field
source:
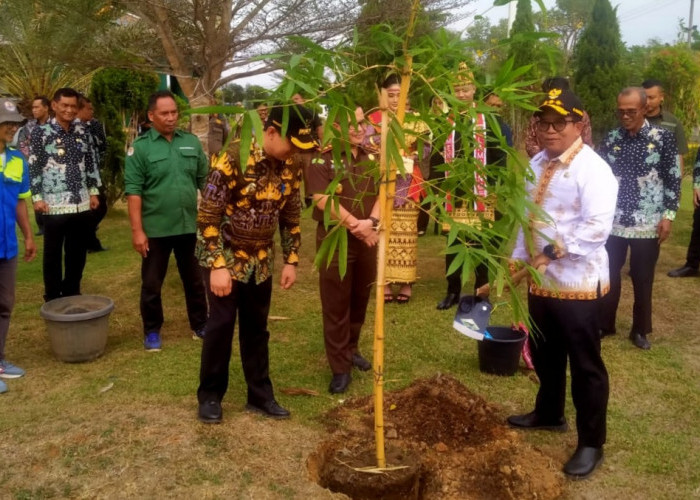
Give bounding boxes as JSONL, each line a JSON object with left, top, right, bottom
{"left": 0, "top": 180, "right": 698, "bottom": 499}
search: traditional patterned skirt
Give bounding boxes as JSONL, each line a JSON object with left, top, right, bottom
{"left": 385, "top": 203, "right": 419, "bottom": 284}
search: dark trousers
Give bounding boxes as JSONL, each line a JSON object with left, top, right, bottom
{"left": 529, "top": 294, "right": 608, "bottom": 448}
{"left": 140, "top": 234, "right": 207, "bottom": 334}
{"left": 318, "top": 225, "right": 377, "bottom": 374}
{"left": 445, "top": 250, "right": 489, "bottom": 295}
{"left": 43, "top": 212, "right": 92, "bottom": 301}
{"left": 86, "top": 191, "right": 108, "bottom": 251}
{"left": 599, "top": 235, "right": 659, "bottom": 336}
{"left": 198, "top": 275, "right": 275, "bottom": 406}
{"left": 684, "top": 205, "right": 700, "bottom": 269}
{"left": 0, "top": 257, "right": 17, "bottom": 360}
{"left": 34, "top": 210, "right": 44, "bottom": 234}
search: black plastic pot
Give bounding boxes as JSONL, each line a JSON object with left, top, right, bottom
{"left": 477, "top": 326, "right": 527, "bottom": 376}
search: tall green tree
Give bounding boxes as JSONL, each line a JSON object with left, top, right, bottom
{"left": 90, "top": 68, "right": 160, "bottom": 206}
{"left": 572, "top": 0, "right": 625, "bottom": 141}
{"left": 508, "top": 0, "right": 536, "bottom": 73}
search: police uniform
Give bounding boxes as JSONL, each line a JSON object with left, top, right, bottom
{"left": 305, "top": 145, "right": 378, "bottom": 376}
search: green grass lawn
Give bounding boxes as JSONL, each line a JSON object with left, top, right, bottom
{"left": 1, "top": 179, "right": 699, "bottom": 499}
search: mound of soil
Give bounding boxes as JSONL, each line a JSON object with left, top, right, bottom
{"left": 309, "top": 374, "right": 564, "bottom": 500}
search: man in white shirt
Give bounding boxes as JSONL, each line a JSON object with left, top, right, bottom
{"left": 507, "top": 88, "right": 618, "bottom": 480}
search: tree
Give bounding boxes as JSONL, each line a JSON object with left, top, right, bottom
{"left": 572, "top": 0, "right": 626, "bottom": 141}
{"left": 508, "top": 0, "right": 536, "bottom": 73}
{"left": 645, "top": 45, "right": 700, "bottom": 136}
{"left": 90, "top": 68, "right": 160, "bottom": 206}
{"left": 337, "top": 0, "right": 471, "bottom": 110}
{"left": 534, "top": 0, "right": 593, "bottom": 71}
{"left": 116, "top": 0, "right": 360, "bottom": 153}
{"left": 0, "top": 0, "right": 118, "bottom": 107}
{"left": 464, "top": 17, "right": 510, "bottom": 77}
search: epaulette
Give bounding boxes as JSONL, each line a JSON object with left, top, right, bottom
{"left": 360, "top": 143, "right": 380, "bottom": 155}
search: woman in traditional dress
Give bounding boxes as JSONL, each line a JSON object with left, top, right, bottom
{"left": 365, "top": 74, "right": 427, "bottom": 304}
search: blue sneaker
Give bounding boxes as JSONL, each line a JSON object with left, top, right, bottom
{"left": 0, "top": 360, "right": 25, "bottom": 379}
{"left": 0, "top": 379, "right": 7, "bottom": 394}
{"left": 144, "top": 332, "right": 162, "bottom": 352}
{"left": 452, "top": 295, "right": 493, "bottom": 341}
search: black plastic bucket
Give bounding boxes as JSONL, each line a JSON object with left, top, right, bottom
{"left": 477, "top": 326, "right": 527, "bottom": 376}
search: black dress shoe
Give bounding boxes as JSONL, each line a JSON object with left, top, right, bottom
{"left": 198, "top": 400, "right": 222, "bottom": 423}
{"left": 352, "top": 353, "right": 371, "bottom": 372}
{"left": 436, "top": 293, "right": 460, "bottom": 310}
{"left": 667, "top": 265, "right": 699, "bottom": 278}
{"left": 507, "top": 411, "right": 568, "bottom": 432}
{"left": 87, "top": 246, "right": 108, "bottom": 253}
{"left": 245, "top": 399, "right": 291, "bottom": 419}
{"left": 329, "top": 373, "right": 352, "bottom": 394}
{"left": 630, "top": 332, "right": 651, "bottom": 350}
{"left": 563, "top": 446, "right": 604, "bottom": 479}
{"left": 599, "top": 329, "right": 616, "bottom": 339}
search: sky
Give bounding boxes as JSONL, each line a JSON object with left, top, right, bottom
{"left": 462, "top": 0, "right": 693, "bottom": 47}
{"left": 237, "top": 0, "right": 693, "bottom": 88}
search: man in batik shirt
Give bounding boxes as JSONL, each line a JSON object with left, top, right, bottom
{"left": 29, "top": 88, "right": 101, "bottom": 301}
{"left": 196, "top": 104, "right": 315, "bottom": 423}
{"left": 598, "top": 87, "right": 681, "bottom": 350}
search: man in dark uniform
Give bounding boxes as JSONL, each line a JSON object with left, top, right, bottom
{"left": 668, "top": 150, "right": 700, "bottom": 278}
{"left": 196, "top": 104, "right": 315, "bottom": 423}
{"left": 77, "top": 95, "right": 108, "bottom": 253}
{"left": 305, "top": 106, "right": 381, "bottom": 394}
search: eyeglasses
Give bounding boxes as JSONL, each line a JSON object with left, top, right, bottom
{"left": 536, "top": 119, "right": 575, "bottom": 132}
{"left": 615, "top": 109, "right": 639, "bottom": 118}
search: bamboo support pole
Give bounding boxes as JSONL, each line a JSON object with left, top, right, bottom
{"left": 371, "top": 0, "right": 421, "bottom": 470}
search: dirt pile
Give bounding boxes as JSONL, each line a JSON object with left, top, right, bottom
{"left": 309, "top": 374, "right": 564, "bottom": 500}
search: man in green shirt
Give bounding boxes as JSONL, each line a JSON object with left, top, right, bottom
{"left": 642, "top": 79, "right": 688, "bottom": 162}
{"left": 125, "top": 90, "right": 209, "bottom": 351}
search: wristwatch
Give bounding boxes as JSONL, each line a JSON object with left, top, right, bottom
{"left": 368, "top": 216, "right": 380, "bottom": 231}
{"left": 543, "top": 244, "right": 563, "bottom": 260}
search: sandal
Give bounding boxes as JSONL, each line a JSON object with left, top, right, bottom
{"left": 384, "top": 293, "right": 395, "bottom": 304}
{"left": 396, "top": 293, "right": 411, "bottom": 304}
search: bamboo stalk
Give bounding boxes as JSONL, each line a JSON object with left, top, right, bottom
{"left": 372, "top": 88, "right": 389, "bottom": 469}
{"left": 371, "top": 0, "right": 421, "bottom": 470}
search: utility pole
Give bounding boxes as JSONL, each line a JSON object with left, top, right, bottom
{"left": 689, "top": 0, "right": 695, "bottom": 48}
{"left": 507, "top": 0, "right": 517, "bottom": 37}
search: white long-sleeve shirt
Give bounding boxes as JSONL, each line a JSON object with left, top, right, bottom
{"left": 512, "top": 138, "right": 618, "bottom": 300}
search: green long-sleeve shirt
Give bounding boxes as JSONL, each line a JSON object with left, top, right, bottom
{"left": 125, "top": 128, "right": 208, "bottom": 237}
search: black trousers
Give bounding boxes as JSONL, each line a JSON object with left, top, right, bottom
{"left": 684, "top": 204, "right": 700, "bottom": 269}
{"left": 42, "top": 211, "right": 92, "bottom": 301}
{"left": 318, "top": 225, "right": 377, "bottom": 374}
{"left": 599, "top": 235, "right": 659, "bottom": 336}
{"left": 445, "top": 250, "right": 489, "bottom": 295}
{"left": 0, "top": 257, "right": 17, "bottom": 361}
{"left": 86, "top": 190, "right": 108, "bottom": 250}
{"left": 529, "top": 294, "right": 608, "bottom": 448}
{"left": 198, "top": 275, "right": 275, "bottom": 406}
{"left": 139, "top": 234, "right": 207, "bottom": 334}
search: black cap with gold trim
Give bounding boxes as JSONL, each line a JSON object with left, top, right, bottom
{"left": 265, "top": 104, "right": 317, "bottom": 150}
{"left": 537, "top": 88, "right": 584, "bottom": 119}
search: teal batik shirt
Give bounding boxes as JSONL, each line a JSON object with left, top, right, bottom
{"left": 598, "top": 122, "right": 681, "bottom": 239}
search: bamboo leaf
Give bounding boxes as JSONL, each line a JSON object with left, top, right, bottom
{"left": 338, "top": 226, "right": 348, "bottom": 278}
